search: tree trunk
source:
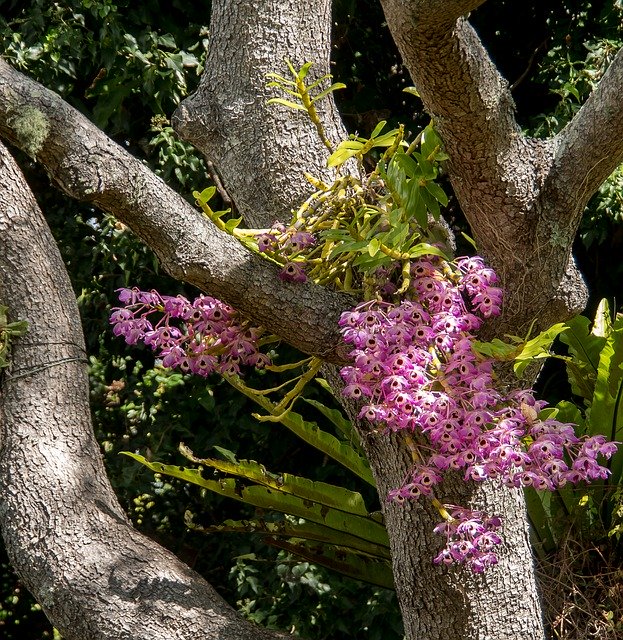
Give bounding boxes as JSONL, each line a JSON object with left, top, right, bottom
{"left": 0, "top": 141, "right": 287, "bottom": 640}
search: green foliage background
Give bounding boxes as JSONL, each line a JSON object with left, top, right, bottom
{"left": 1, "top": 1, "right": 622, "bottom": 638}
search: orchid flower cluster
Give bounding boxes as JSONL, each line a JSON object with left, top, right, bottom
{"left": 338, "top": 254, "right": 618, "bottom": 572}
{"left": 256, "top": 223, "right": 315, "bottom": 284}
{"left": 110, "top": 287, "right": 271, "bottom": 377}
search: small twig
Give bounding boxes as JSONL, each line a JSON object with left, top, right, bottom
{"left": 511, "top": 40, "right": 548, "bottom": 92}
{"left": 205, "top": 160, "right": 236, "bottom": 212}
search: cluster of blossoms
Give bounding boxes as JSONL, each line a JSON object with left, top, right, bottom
{"left": 256, "top": 223, "right": 315, "bottom": 283}
{"left": 339, "top": 255, "right": 618, "bottom": 572}
{"left": 433, "top": 507, "right": 502, "bottom": 573}
{"left": 110, "top": 288, "right": 271, "bottom": 376}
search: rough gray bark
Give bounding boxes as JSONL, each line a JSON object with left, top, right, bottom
{"left": 0, "top": 1, "right": 623, "bottom": 640}
{"left": 0, "top": 140, "right": 288, "bottom": 640}
{"left": 173, "top": 0, "right": 352, "bottom": 229}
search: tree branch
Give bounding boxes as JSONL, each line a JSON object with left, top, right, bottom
{"left": 382, "top": 0, "right": 538, "bottom": 220}
{"left": 0, "top": 57, "right": 353, "bottom": 363}
{"left": 546, "top": 47, "right": 623, "bottom": 213}
{"left": 0, "top": 141, "right": 289, "bottom": 640}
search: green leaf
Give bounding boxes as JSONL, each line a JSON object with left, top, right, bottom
{"left": 392, "top": 153, "right": 420, "bottom": 179}
{"left": 472, "top": 338, "right": 523, "bottom": 361}
{"left": 407, "top": 243, "right": 449, "bottom": 260}
{"left": 592, "top": 298, "right": 612, "bottom": 338}
{"left": 311, "top": 82, "right": 347, "bottom": 103}
{"left": 263, "top": 538, "right": 394, "bottom": 590}
{"left": 404, "top": 186, "right": 426, "bottom": 228}
{"left": 553, "top": 400, "right": 585, "bottom": 428}
{"left": 265, "top": 72, "right": 295, "bottom": 85}
{"left": 586, "top": 323, "right": 623, "bottom": 483}
{"left": 424, "top": 181, "right": 448, "bottom": 206}
{"left": 212, "top": 445, "right": 238, "bottom": 464}
{"left": 403, "top": 86, "right": 420, "bottom": 97}
{"left": 227, "top": 377, "right": 375, "bottom": 485}
{"left": 419, "top": 185, "right": 440, "bottom": 219}
{"left": 297, "top": 61, "right": 314, "bottom": 79}
{"left": 370, "top": 131, "right": 401, "bottom": 148}
{"left": 370, "top": 120, "right": 387, "bottom": 138}
{"left": 351, "top": 252, "right": 390, "bottom": 270}
{"left": 421, "top": 122, "right": 443, "bottom": 160}
{"left": 193, "top": 186, "right": 216, "bottom": 206}
{"left": 327, "top": 239, "right": 370, "bottom": 259}
{"left": 266, "top": 98, "right": 307, "bottom": 111}
{"left": 368, "top": 237, "right": 381, "bottom": 257}
{"left": 416, "top": 157, "right": 436, "bottom": 180}
{"left": 266, "top": 97, "right": 306, "bottom": 111}
{"left": 302, "top": 395, "right": 363, "bottom": 453}
{"left": 123, "top": 453, "right": 388, "bottom": 545}
{"left": 188, "top": 516, "right": 390, "bottom": 560}
{"left": 381, "top": 221, "right": 409, "bottom": 249}
{"left": 224, "top": 216, "right": 243, "bottom": 233}
{"left": 559, "top": 314, "right": 606, "bottom": 399}
{"left": 524, "top": 488, "right": 557, "bottom": 554}
{"left": 327, "top": 146, "right": 358, "bottom": 168}
{"left": 513, "top": 323, "right": 568, "bottom": 377}
{"left": 179, "top": 448, "right": 372, "bottom": 517}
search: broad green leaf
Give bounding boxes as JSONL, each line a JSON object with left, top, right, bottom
{"left": 586, "top": 325, "right": 623, "bottom": 484}
{"left": 392, "top": 153, "right": 420, "bottom": 179}
{"left": 179, "top": 447, "right": 371, "bottom": 517}
{"left": 406, "top": 185, "right": 427, "bottom": 228}
{"left": 560, "top": 315, "right": 605, "bottom": 373}
{"left": 421, "top": 123, "right": 443, "bottom": 160}
{"left": 419, "top": 185, "right": 440, "bottom": 219}
{"left": 417, "top": 157, "right": 436, "bottom": 180}
{"left": 212, "top": 445, "right": 238, "bottom": 464}
{"left": 302, "top": 395, "right": 363, "bottom": 454}
{"left": 122, "top": 453, "right": 388, "bottom": 545}
{"left": 371, "top": 131, "right": 401, "bottom": 148}
{"left": 472, "top": 337, "right": 523, "bottom": 361}
{"left": 320, "top": 228, "right": 352, "bottom": 242}
{"left": 298, "top": 61, "right": 313, "bottom": 79}
{"left": 337, "top": 140, "right": 367, "bottom": 150}
{"left": 193, "top": 186, "right": 216, "bottom": 206}
{"left": 368, "top": 237, "right": 381, "bottom": 257}
{"left": 592, "top": 298, "right": 612, "bottom": 338}
{"left": 224, "top": 216, "right": 243, "bottom": 233}
{"left": 327, "top": 239, "right": 370, "bottom": 259}
{"left": 403, "top": 86, "right": 420, "bottom": 97}
{"left": 351, "top": 251, "right": 390, "bottom": 270}
{"left": 407, "top": 243, "right": 449, "bottom": 260}
{"left": 524, "top": 488, "right": 556, "bottom": 554}
{"left": 327, "top": 144, "right": 361, "bottom": 168}
{"left": 513, "top": 323, "right": 567, "bottom": 377}
{"left": 552, "top": 400, "right": 585, "bottom": 429}
{"left": 382, "top": 221, "right": 409, "bottom": 249}
{"left": 424, "top": 181, "right": 448, "bottom": 206}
